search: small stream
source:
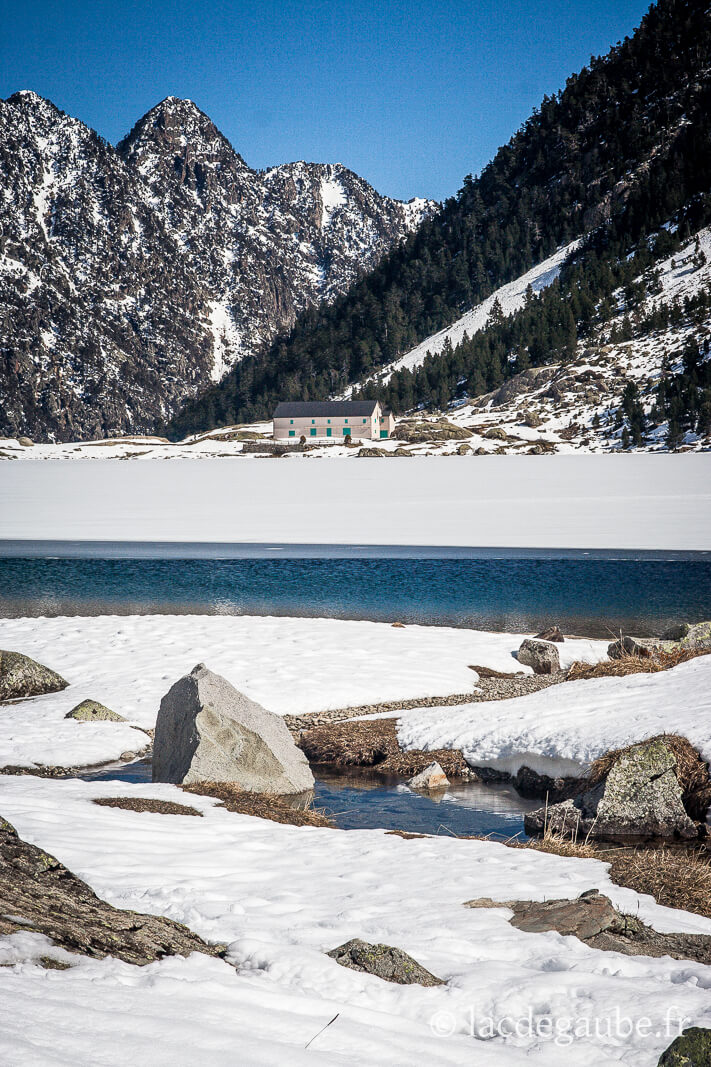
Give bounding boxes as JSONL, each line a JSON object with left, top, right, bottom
{"left": 79, "top": 759, "right": 538, "bottom": 839}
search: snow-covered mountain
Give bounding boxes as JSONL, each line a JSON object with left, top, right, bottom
{"left": 0, "top": 92, "right": 434, "bottom": 440}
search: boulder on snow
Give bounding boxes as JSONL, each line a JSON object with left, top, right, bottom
{"left": 524, "top": 737, "right": 698, "bottom": 842}
{"left": 534, "top": 625, "right": 564, "bottom": 643}
{"left": 327, "top": 938, "right": 444, "bottom": 986}
{"left": 65, "top": 699, "right": 125, "bottom": 722}
{"left": 407, "top": 762, "right": 449, "bottom": 791}
{"left": 152, "top": 664, "right": 314, "bottom": 795}
{"left": 661, "top": 620, "right": 711, "bottom": 651}
{"left": 607, "top": 635, "right": 657, "bottom": 660}
{"left": 17, "top": 437, "right": 34, "bottom": 447}
{"left": 0, "top": 650, "right": 68, "bottom": 702}
{"left": 517, "top": 638, "right": 560, "bottom": 675}
{"left": 658, "top": 1027, "right": 711, "bottom": 1065}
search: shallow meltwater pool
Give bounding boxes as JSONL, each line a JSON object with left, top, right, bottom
{"left": 80, "top": 759, "right": 539, "bottom": 840}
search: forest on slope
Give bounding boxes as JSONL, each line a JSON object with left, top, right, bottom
{"left": 168, "top": 0, "right": 711, "bottom": 438}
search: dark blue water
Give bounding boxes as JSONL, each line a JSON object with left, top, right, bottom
{"left": 2, "top": 550, "right": 710, "bottom": 636}
{"left": 78, "top": 760, "right": 536, "bottom": 838}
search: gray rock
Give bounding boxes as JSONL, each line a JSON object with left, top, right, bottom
{"left": 658, "top": 1027, "right": 711, "bottom": 1065}
{"left": 465, "top": 890, "right": 711, "bottom": 965}
{"left": 17, "top": 437, "right": 34, "bottom": 447}
{"left": 525, "top": 738, "right": 698, "bottom": 842}
{"left": 663, "top": 620, "right": 711, "bottom": 651}
{"left": 327, "top": 938, "right": 444, "bottom": 986}
{"left": 534, "top": 626, "right": 564, "bottom": 643}
{"left": 407, "top": 762, "right": 449, "bottom": 791}
{"left": 484, "top": 426, "right": 508, "bottom": 441}
{"left": 607, "top": 635, "right": 656, "bottom": 659}
{"left": 0, "top": 815, "right": 224, "bottom": 965}
{"left": 0, "top": 650, "right": 68, "bottom": 702}
{"left": 152, "top": 664, "right": 314, "bottom": 794}
{"left": 517, "top": 638, "right": 560, "bottom": 675}
{"left": 65, "top": 699, "right": 125, "bottom": 722}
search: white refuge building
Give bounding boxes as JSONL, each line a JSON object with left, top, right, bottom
{"left": 272, "top": 400, "right": 394, "bottom": 441}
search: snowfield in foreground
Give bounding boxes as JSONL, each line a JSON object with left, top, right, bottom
{"left": 397, "top": 654, "right": 711, "bottom": 776}
{"left": 0, "top": 615, "right": 607, "bottom": 769}
{"left": 0, "top": 774, "right": 709, "bottom": 1066}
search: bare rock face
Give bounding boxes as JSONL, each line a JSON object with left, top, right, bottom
{"left": 658, "top": 1027, "right": 711, "bottom": 1065}
{"left": 152, "top": 664, "right": 314, "bottom": 794}
{"left": 525, "top": 738, "right": 699, "bottom": 842}
{"left": 465, "top": 890, "right": 711, "bottom": 965}
{"left": 517, "top": 638, "right": 560, "bottom": 675}
{"left": 0, "top": 650, "right": 68, "bottom": 702}
{"left": 407, "top": 761, "right": 449, "bottom": 791}
{"left": 327, "top": 938, "right": 444, "bottom": 986}
{"left": 0, "top": 816, "right": 224, "bottom": 965}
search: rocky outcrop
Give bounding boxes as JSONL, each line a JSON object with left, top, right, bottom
{"left": 658, "top": 1027, "right": 711, "bottom": 1065}
{"left": 0, "top": 650, "right": 68, "bottom": 702}
{"left": 517, "top": 638, "right": 560, "bottom": 674}
{"left": 0, "top": 816, "right": 224, "bottom": 965}
{"left": 65, "top": 699, "right": 125, "bottom": 722}
{"left": 525, "top": 738, "right": 700, "bottom": 842}
{"left": 534, "top": 626, "right": 564, "bottom": 643}
{"left": 327, "top": 938, "right": 444, "bottom": 986}
{"left": 465, "top": 889, "right": 711, "bottom": 965}
{"left": 662, "top": 620, "right": 711, "bottom": 650}
{"left": 407, "top": 762, "right": 449, "bottom": 791}
{"left": 153, "top": 664, "right": 314, "bottom": 794}
{"left": 607, "top": 636, "right": 656, "bottom": 659}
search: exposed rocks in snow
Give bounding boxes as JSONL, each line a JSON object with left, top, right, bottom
{"left": 153, "top": 663, "right": 314, "bottom": 794}
{"left": 407, "top": 761, "right": 449, "bottom": 791}
{"left": 664, "top": 620, "right": 711, "bottom": 650}
{"left": 0, "top": 815, "right": 224, "bottom": 964}
{"left": 65, "top": 699, "right": 125, "bottom": 722}
{"left": 0, "top": 650, "right": 68, "bottom": 702}
{"left": 517, "top": 638, "right": 561, "bottom": 674}
{"left": 525, "top": 737, "right": 701, "bottom": 842}
{"left": 534, "top": 626, "right": 564, "bottom": 643}
{"left": 327, "top": 938, "right": 444, "bottom": 986}
{"left": 608, "top": 636, "right": 656, "bottom": 659}
{"left": 658, "top": 1027, "right": 711, "bottom": 1065}
{"left": 465, "top": 889, "right": 711, "bottom": 965}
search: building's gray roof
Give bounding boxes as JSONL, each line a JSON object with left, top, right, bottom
{"left": 273, "top": 400, "right": 378, "bottom": 418}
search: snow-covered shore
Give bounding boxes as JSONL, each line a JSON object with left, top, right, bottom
{"left": 1, "top": 454, "right": 710, "bottom": 549}
{"left": 0, "top": 773, "right": 709, "bottom": 1066}
{"left": 0, "top": 614, "right": 607, "bottom": 769}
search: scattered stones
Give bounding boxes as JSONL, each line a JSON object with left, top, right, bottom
{"left": 465, "top": 890, "right": 711, "bottom": 965}
{"left": 534, "top": 626, "right": 564, "bottom": 643}
{"left": 0, "top": 650, "right": 68, "bottom": 702}
{"left": 607, "top": 635, "right": 656, "bottom": 659}
{"left": 152, "top": 663, "right": 314, "bottom": 794}
{"left": 517, "top": 638, "right": 561, "bottom": 674}
{"left": 484, "top": 426, "right": 508, "bottom": 441}
{"left": 0, "top": 816, "right": 224, "bottom": 965}
{"left": 407, "top": 761, "right": 449, "bottom": 791}
{"left": 65, "top": 699, "right": 125, "bottom": 722}
{"left": 525, "top": 737, "right": 700, "bottom": 842}
{"left": 658, "top": 1027, "right": 711, "bottom": 1065}
{"left": 327, "top": 938, "right": 444, "bottom": 986}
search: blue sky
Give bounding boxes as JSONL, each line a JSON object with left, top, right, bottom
{"left": 2, "top": 0, "right": 652, "bottom": 202}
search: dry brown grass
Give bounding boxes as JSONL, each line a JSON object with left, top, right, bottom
{"left": 93, "top": 797, "right": 203, "bottom": 816}
{"left": 608, "top": 847, "right": 711, "bottom": 919}
{"left": 298, "top": 718, "right": 470, "bottom": 777}
{"left": 566, "top": 644, "right": 711, "bottom": 682}
{"left": 182, "top": 782, "right": 333, "bottom": 828}
{"left": 527, "top": 825, "right": 599, "bottom": 859}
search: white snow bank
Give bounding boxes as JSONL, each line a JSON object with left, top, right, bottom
{"left": 0, "top": 615, "right": 609, "bottom": 768}
{"left": 1, "top": 454, "right": 710, "bottom": 549}
{"left": 0, "top": 774, "right": 709, "bottom": 1066}
{"left": 398, "top": 654, "right": 711, "bottom": 775}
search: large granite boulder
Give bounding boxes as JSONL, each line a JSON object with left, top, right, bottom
{"left": 517, "top": 638, "right": 560, "bottom": 674}
{"left": 152, "top": 664, "right": 314, "bottom": 794}
{"left": 408, "top": 762, "right": 449, "bottom": 791}
{"left": 658, "top": 1027, "right": 711, "bottom": 1065}
{"left": 525, "top": 738, "right": 698, "bottom": 842}
{"left": 0, "top": 650, "right": 68, "bottom": 702}
{"left": 662, "top": 620, "right": 711, "bottom": 651}
{"left": 327, "top": 938, "right": 444, "bottom": 986}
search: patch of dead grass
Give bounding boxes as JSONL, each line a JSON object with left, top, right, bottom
{"left": 92, "top": 797, "right": 203, "bottom": 816}
{"left": 182, "top": 782, "right": 333, "bottom": 827}
{"left": 299, "top": 718, "right": 470, "bottom": 777}
{"left": 567, "top": 644, "right": 711, "bottom": 682}
{"left": 608, "top": 847, "right": 711, "bottom": 919}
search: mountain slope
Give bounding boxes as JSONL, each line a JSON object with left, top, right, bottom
{"left": 169, "top": 0, "right": 711, "bottom": 437}
{"left": 0, "top": 93, "right": 433, "bottom": 441}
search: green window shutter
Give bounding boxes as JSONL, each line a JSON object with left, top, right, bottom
{"left": 290, "top": 419, "right": 294, "bottom": 424}
{"left": 288, "top": 430, "right": 295, "bottom": 437}
{"left": 310, "top": 428, "right": 317, "bottom": 436}
{"left": 342, "top": 427, "right": 350, "bottom": 435}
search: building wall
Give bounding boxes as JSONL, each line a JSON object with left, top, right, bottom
{"left": 274, "top": 404, "right": 391, "bottom": 441}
